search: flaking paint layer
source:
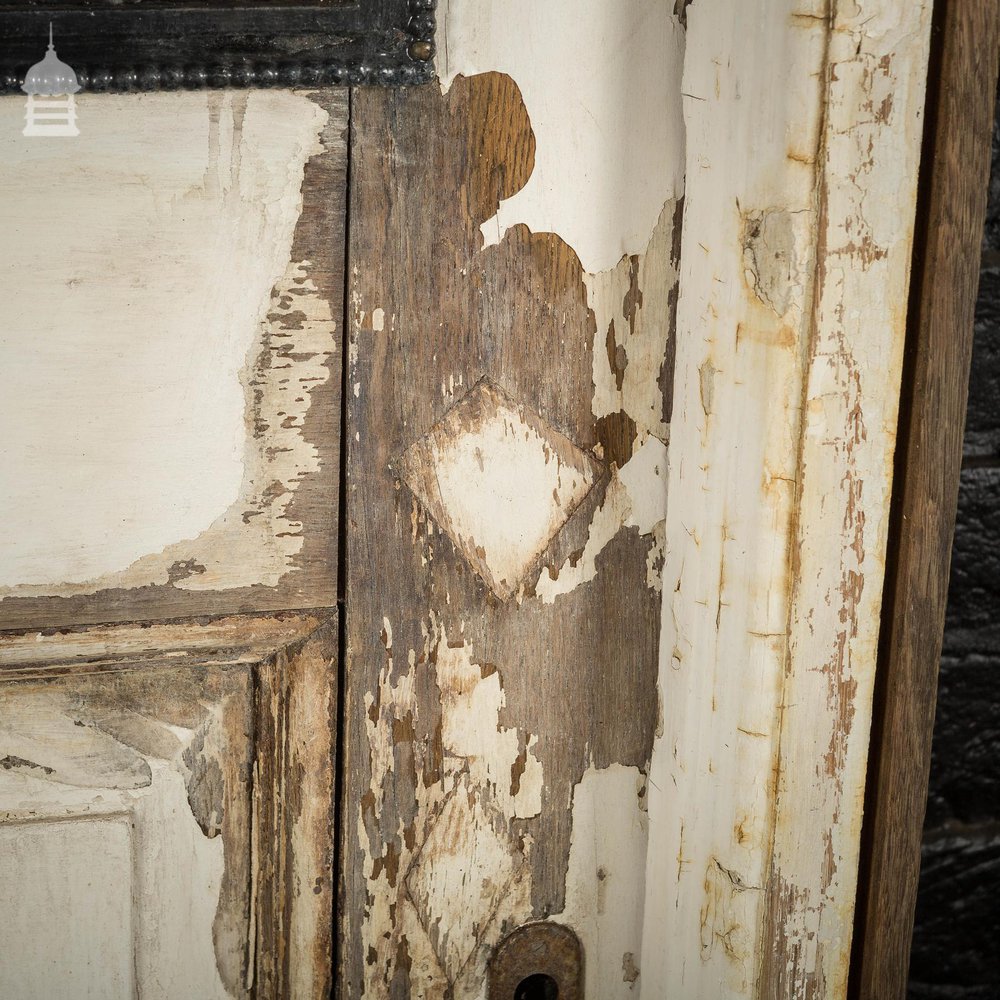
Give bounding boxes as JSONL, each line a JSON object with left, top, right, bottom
{"left": 358, "top": 620, "right": 540, "bottom": 997}
{"left": 347, "top": 60, "right": 681, "bottom": 995}
{"left": 0, "top": 91, "right": 333, "bottom": 600}
{"left": 437, "top": 0, "right": 685, "bottom": 274}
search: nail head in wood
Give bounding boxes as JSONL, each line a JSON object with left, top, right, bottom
{"left": 409, "top": 39, "right": 435, "bottom": 61}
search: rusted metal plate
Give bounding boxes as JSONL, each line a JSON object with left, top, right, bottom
{"left": 488, "top": 923, "right": 583, "bottom": 1000}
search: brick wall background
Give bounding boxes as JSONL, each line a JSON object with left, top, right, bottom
{"left": 907, "top": 82, "right": 1000, "bottom": 999}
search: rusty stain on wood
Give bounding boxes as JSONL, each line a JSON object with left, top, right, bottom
{"left": 852, "top": 1, "right": 1000, "bottom": 993}
{"left": 641, "top": 1, "right": 932, "bottom": 997}
{"left": 760, "top": 3, "right": 933, "bottom": 996}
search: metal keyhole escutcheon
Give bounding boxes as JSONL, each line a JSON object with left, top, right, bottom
{"left": 488, "top": 922, "right": 583, "bottom": 1000}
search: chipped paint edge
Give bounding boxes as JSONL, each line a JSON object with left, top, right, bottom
{"left": 759, "top": 2, "right": 933, "bottom": 995}
{"left": 642, "top": 1, "right": 932, "bottom": 997}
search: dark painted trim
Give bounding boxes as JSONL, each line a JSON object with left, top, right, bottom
{"left": 0, "top": 0, "right": 435, "bottom": 91}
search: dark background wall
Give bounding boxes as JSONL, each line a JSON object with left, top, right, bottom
{"left": 907, "top": 84, "right": 1000, "bottom": 1000}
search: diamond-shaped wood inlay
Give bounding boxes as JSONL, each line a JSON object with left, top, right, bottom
{"left": 404, "top": 779, "right": 518, "bottom": 984}
{"left": 395, "top": 380, "right": 600, "bottom": 598}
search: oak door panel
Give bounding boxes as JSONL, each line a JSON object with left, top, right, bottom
{"left": 339, "top": 73, "right": 675, "bottom": 997}
{"left": 0, "top": 90, "right": 347, "bottom": 631}
{"left": 0, "top": 613, "right": 337, "bottom": 1000}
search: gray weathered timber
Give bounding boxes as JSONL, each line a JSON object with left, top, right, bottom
{"left": 339, "top": 73, "right": 672, "bottom": 996}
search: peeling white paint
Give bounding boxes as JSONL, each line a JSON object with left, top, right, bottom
{"left": 358, "top": 620, "right": 540, "bottom": 998}
{"left": 436, "top": 637, "right": 543, "bottom": 820}
{"left": 587, "top": 200, "right": 679, "bottom": 444}
{"left": 0, "top": 91, "right": 331, "bottom": 597}
{"left": 0, "top": 743, "right": 230, "bottom": 999}
{"left": 555, "top": 765, "right": 648, "bottom": 998}
{"left": 619, "top": 438, "right": 669, "bottom": 536}
{"left": 437, "top": 0, "right": 685, "bottom": 273}
{"left": 531, "top": 199, "right": 679, "bottom": 605}
{"left": 429, "top": 10, "right": 687, "bottom": 993}
{"left": 766, "top": 3, "right": 933, "bottom": 994}
{"left": 406, "top": 778, "right": 519, "bottom": 984}
{"left": 535, "top": 435, "right": 667, "bottom": 603}
{"left": 641, "top": 1, "right": 932, "bottom": 996}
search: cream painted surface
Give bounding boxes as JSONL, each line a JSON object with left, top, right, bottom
{"left": 0, "top": 90, "right": 331, "bottom": 597}
{"left": 437, "top": 0, "right": 685, "bottom": 273}
{"left": 0, "top": 756, "right": 231, "bottom": 1000}
{"left": 0, "top": 817, "right": 134, "bottom": 1000}
{"left": 397, "top": 381, "right": 600, "bottom": 599}
{"left": 587, "top": 201, "right": 678, "bottom": 445}
{"left": 555, "top": 765, "right": 648, "bottom": 997}
{"left": 642, "top": 5, "right": 824, "bottom": 987}
{"left": 435, "top": 635, "right": 544, "bottom": 821}
{"left": 765, "top": 3, "right": 932, "bottom": 994}
{"left": 642, "top": 2, "right": 930, "bottom": 997}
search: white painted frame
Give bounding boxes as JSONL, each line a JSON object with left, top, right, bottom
{"left": 643, "top": 1, "right": 932, "bottom": 997}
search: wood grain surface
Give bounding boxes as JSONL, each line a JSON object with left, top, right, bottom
{"left": 338, "top": 72, "right": 676, "bottom": 997}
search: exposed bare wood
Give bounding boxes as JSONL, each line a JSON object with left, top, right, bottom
{"left": 255, "top": 619, "right": 339, "bottom": 1000}
{"left": 852, "top": 3, "right": 1000, "bottom": 996}
{"left": 340, "top": 69, "right": 680, "bottom": 997}
{"left": 0, "top": 612, "right": 324, "bottom": 679}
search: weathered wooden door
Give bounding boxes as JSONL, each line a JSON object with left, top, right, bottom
{"left": 3, "top": 1, "right": 987, "bottom": 997}
{"left": 336, "top": 2, "right": 939, "bottom": 998}
{"left": 0, "top": 91, "right": 346, "bottom": 999}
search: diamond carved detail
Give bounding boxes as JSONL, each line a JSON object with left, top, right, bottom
{"left": 395, "top": 380, "right": 600, "bottom": 598}
{"left": 404, "top": 779, "right": 518, "bottom": 984}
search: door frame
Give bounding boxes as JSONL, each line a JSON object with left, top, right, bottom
{"left": 851, "top": 1, "right": 1000, "bottom": 995}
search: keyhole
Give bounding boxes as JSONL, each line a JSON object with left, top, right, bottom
{"left": 489, "top": 922, "right": 580, "bottom": 1000}
{"left": 514, "top": 973, "right": 559, "bottom": 1000}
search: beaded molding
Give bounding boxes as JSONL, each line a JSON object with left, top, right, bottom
{"left": 0, "top": 0, "right": 436, "bottom": 92}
